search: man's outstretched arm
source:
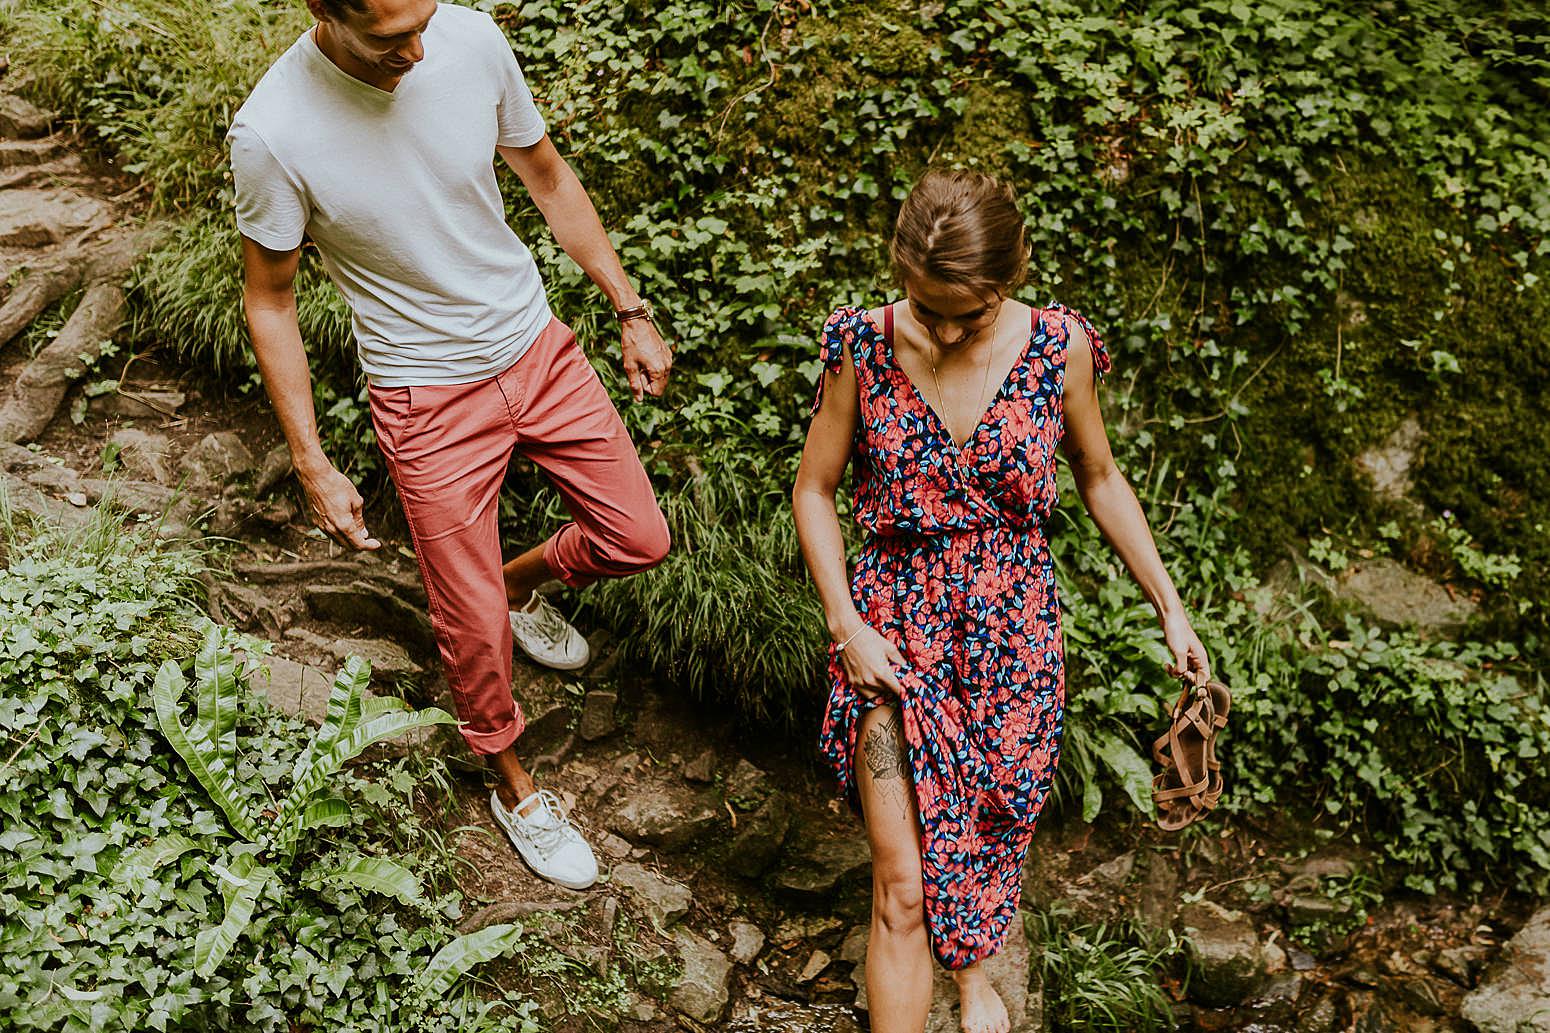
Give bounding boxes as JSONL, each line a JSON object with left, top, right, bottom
{"left": 498, "top": 136, "right": 672, "bottom": 403}
{"left": 240, "top": 235, "right": 379, "bottom": 550}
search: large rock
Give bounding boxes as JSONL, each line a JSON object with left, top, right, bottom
{"left": 1461, "top": 907, "right": 1550, "bottom": 1032}
{"left": 1334, "top": 558, "right": 1477, "bottom": 631}
{"left": 0, "top": 138, "right": 67, "bottom": 168}
{"left": 1180, "top": 900, "right": 1276, "bottom": 1008}
{"left": 330, "top": 637, "right": 423, "bottom": 680}
{"left": 851, "top": 913, "right": 1040, "bottom": 1032}
{"left": 305, "top": 581, "right": 435, "bottom": 652}
{"left": 772, "top": 823, "right": 870, "bottom": 903}
{"left": 245, "top": 653, "right": 335, "bottom": 724}
{"left": 610, "top": 862, "right": 692, "bottom": 930}
{"left": 183, "top": 431, "right": 257, "bottom": 488}
{"left": 669, "top": 930, "right": 731, "bottom": 1024}
{"left": 1355, "top": 415, "right": 1422, "bottom": 500}
{"left": 726, "top": 794, "right": 792, "bottom": 877}
{"left": 79, "top": 476, "right": 199, "bottom": 527}
{"left": 728, "top": 920, "right": 765, "bottom": 965}
{"left": 108, "top": 428, "right": 174, "bottom": 485}
{"left": 0, "top": 94, "right": 54, "bottom": 138}
{"left": 608, "top": 782, "right": 721, "bottom": 852}
{"left": 577, "top": 690, "right": 616, "bottom": 741}
{"left": 724, "top": 758, "right": 774, "bottom": 811}
{"left": 253, "top": 443, "right": 293, "bottom": 496}
{"left": 1135, "top": 850, "right": 1180, "bottom": 933}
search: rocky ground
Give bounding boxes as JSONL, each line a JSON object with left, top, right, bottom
{"left": 1, "top": 86, "right": 1545, "bottom": 1033}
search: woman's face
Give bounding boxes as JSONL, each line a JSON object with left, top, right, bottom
{"left": 903, "top": 277, "right": 1003, "bottom": 352}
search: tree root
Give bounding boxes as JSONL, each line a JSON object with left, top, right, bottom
{"left": 235, "top": 558, "right": 425, "bottom": 603}
{"left": 0, "top": 229, "right": 159, "bottom": 444}
{"left": 0, "top": 279, "right": 124, "bottom": 443}
{"left": 0, "top": 251, "right": 81, "bottom": 346}
{"left": 235, "top": 559, "right": 376, "bottom": 581}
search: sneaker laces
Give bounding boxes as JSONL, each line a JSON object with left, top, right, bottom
{"left": 517, "top": 790, "right": 580, "bottom": 856}
{"left": 521, "top": 595, "right": 571, "bottom": 649}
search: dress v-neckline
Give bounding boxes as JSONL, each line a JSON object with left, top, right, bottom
{"left": 869, "top": 301, "right": 1039, "bottom": 453}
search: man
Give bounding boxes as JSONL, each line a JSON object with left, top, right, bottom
{"left": 229, "top": 0, "right": 672, "bottom": 890}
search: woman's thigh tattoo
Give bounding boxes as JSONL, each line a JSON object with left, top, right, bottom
{"left": 863, "top": 709, "right": 911, "bottom": 817}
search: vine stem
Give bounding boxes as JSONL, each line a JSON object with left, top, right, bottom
{"left": 0, "top": 721, "right": 47, "bottom": 778}
{"left": 1334, "top": 269, "right": 1344, "bottom": 382}
{"left": 714, "top": 6, "right": 783, "bottom": 143}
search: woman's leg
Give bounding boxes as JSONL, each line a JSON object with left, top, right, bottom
{"left": 952, "top": 961, "right": 1010, "bottom": 1033}
{"left": 858, "top": 704, "right": 934, "bottom": 1033}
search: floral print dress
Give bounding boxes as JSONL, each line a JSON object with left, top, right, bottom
{"left": 814, "top": 301, "right": 1110, "bottom": 970}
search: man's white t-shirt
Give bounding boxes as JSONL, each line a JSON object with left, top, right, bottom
{"left": 228, "top": 3, "right": 551, "bottom": 386}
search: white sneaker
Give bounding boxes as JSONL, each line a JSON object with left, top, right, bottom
{"left": 490, "top": 788, "right": 599, "bottom": 890}
{"left": 509, "top": 593, "right": 591, "bottom": 670}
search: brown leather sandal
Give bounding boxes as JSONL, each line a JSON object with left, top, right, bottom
{"left": 1198, "top": 679, "right": 1231, "bottom": 814}
{"left": 1151, "top": 679, "right": 1231, "bottom": 830}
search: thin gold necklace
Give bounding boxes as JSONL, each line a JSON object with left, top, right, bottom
{"left": 928, "top": 310, "right": 1001, "bottom": 449}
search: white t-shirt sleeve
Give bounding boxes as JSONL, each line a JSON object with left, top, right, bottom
{"left": 485, "top": 16, "right": 546, "bottom": 148}
{"left": 228, "top": 123, "right": 308, "bottom": 251}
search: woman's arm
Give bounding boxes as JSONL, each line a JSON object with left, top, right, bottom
{"left": 792, "top": 339, "right": 906, "bottom": 698}
{"left": 1061, "top": 320, "right": 1211, "bottom": 685}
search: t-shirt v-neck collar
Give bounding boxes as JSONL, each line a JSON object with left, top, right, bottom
{"left": 302, "top": 26, "right": 406, "bottom": 102}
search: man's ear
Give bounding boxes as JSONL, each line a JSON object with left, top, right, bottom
{"left": 304, "top": 0, "right": 331, "bottom": 23}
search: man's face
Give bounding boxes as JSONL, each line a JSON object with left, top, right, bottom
{"left": 319, "top": 0, "right": 439, "bottom": 78}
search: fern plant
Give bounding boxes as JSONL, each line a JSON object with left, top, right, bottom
{"left": 113, "top": 625, "right": 473, "bottom": 977}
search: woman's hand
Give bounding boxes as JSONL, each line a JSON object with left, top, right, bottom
{"left": 838, "top": 625, "right": 906, "bottom": 700}
{"left": 1161, "top": 607, "right": 1211, "bottom": 687}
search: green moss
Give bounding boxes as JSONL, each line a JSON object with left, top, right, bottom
{"left": 1110, "top": 158, "right": 1550, "bottom": 650}
{"left": 937, "top": 81, "right": 1034, "bottom": 181}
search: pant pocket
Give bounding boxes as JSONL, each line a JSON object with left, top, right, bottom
{"left": 367, "top": 384, "right": 414, "bottom": 457}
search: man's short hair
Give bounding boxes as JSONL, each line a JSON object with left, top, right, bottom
{"left": 318, "top": 0, "right": 366, "bottom": 19}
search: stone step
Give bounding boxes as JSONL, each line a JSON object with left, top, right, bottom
{"left": 0, "top": 93, "right": 55, "bottom": 138}
{"left": 0, "top": 188, "right": 106, "bottom": 247}
{"left": 1461, "top": 907, "right": 1550, "bottom": 1033}
{"left": 0, "top": 137, "right": 69, "bottom": 169}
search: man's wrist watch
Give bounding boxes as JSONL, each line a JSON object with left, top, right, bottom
{"left": 614, "top": 299, "right": 654, "bottom": 325}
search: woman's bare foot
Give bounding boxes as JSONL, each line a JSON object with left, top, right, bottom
{"left": 952, "top": 964, "right": 1010, "bottom": 1033}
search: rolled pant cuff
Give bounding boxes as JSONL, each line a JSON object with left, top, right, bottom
{"left": 543, "top": 529, "right": 597, "bottom": 590}
{"left": 460, "top": 713, "right": 526, "bottom": 757}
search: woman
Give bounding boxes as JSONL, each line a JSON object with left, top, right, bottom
{"left": 792, "top": 170, "right": 1211, "bottom": 1033}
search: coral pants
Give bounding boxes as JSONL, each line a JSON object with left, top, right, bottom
{"left": 368, "top": 318, "right": 669, "bottom": 755}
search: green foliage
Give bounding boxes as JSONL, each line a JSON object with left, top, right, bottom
{"left": 1052, "top": 464, "right": 1550, "bottom": 895}
{"left": 1030, "top": 907, "right": 1180, "bottom": 1032}
{"left": 1428, "top": 511, "right": 1522, "bottom": 590}
{"left": 14, "top": 0, "right": 1546, "bottom": 700}
{"left": 0, "top": 506, "right": 543, "bottom": 1032}
{"left": 585, "top": 446, "right": 828, "bottom": 727}
{"left": 145, "top": 633, "right": 456, "bottom": 974}
{"left": 6, "top": 0, "right": 1549, "bottom": 896}
{"left": 1286, "top": 869, "right": 1384, "bottom": 956}
{"left": 1229, "top": 613, "right": 1550, "bottom": 895}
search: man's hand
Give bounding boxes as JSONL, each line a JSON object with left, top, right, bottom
{"left": 620, "top": 317, "right": 672, "bottom": 402}
{"left": 298, "top": 459, "right": 381, "bottom": 551}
